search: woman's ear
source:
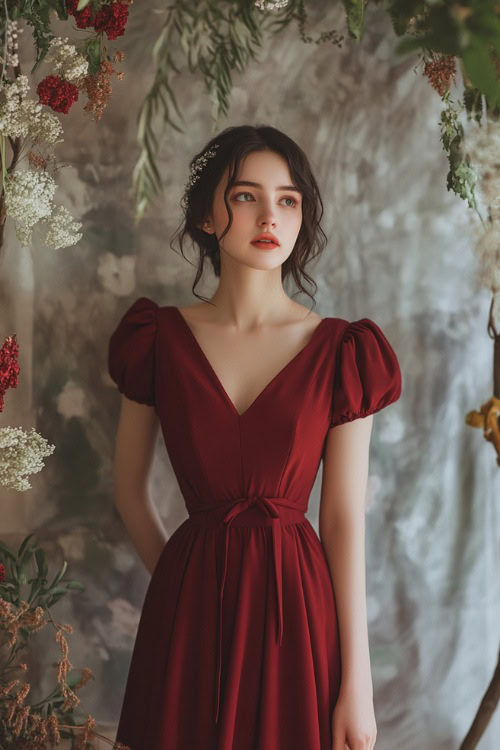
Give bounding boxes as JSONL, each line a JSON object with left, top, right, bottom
{"left": 196, "top": 216, "right": 211, "bottom": 232}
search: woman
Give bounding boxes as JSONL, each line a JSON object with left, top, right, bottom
{"left": 108, "top": 124, "right": 402, "bottom": 750}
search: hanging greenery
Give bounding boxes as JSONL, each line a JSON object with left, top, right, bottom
{"left": 131, "top": 0, "right": 499, "bottom": 223}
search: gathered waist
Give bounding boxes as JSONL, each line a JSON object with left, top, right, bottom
{"left": 186, "top": 495, "right": 309, "bottom": 723}
{"left": 187, "top": 495, "right": 307, "bottom": 528}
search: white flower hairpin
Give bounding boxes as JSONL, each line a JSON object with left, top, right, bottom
{"left": 181, "top": 143, "right": 220, "bottom": 211}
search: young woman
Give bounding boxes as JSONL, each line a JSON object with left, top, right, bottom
{"left": 108, "top": 124, "right": 402, "bottom": 750}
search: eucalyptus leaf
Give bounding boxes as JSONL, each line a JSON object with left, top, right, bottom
{"left": 86, "top": 37, "right": 102, "bottom": 76}
{"left": 17, "top": 533, "right": 36, "bottom": 560}
{"left": 0, "top": 540, "right": 17, "bottom": 562}
{"left": 66, "top": 669, "right": 88, "bottom": 689}
{"left": 341, "top": 0, "right": 365, "bottom": 41}
{"left": 49, "top": 560, "right": 68, "bottom": 589}
{"left": 19, "top": 547, "right": 36, "bottom": 583}
{"left": 35, "top": 547, "right": 48, "bottom": 580}
{"left": 64, "top": 580, "right": 85, "bottom": 591}
{"left": 48, "top": 586, "right": 71, "bottom": 596}
{"left": 46, "top": 590, "right": 68, "bottom": 607}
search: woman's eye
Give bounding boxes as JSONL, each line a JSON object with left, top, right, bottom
{"left": 233, "top": 192, "right": 298, "bottom": 207}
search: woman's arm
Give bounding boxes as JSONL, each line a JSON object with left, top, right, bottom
{"left": 112, "top": 393, "right": 167, "bottom": 575}
{"left": 319, "top": 414, "right": 374, "bottom": 693}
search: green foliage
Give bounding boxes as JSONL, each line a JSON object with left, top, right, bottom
{"left": 130, "top": 0, "right": 499, "bottom": 224}
{"left": 439, "top": 90, "right": 479, "bottom": 211}
{"left": 0, "top": 532, "right": 85, "bottom": 610}
{"left": 132, "top": 0, "right": 344, "bottom": 224}
{"left": 340, "top": 0, "right": 365, "bottom": 41}
{"left": 0, "top": 533, "right": 89, "bottom": 746}
{"left": 3, "top": 0, "right": 496, "bottom": 238}
{"left": 391, "top": 0, "right": 500, "bottom": 108}
{"left": 86, "top": 37, "right": 103, "bottom": 76}
{"left": 463, "top": 81, "right": 483, "bottom": 122}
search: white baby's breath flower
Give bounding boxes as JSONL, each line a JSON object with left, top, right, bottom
{"left": 0, "top": 74, "right": 64, "bottom": 143}
{"left": 61, "top": 56, "right": 89, "bottom": 83}
{"left": 0, "top": 76, "right": 30, "bottom": 136}
{"left": 0, "top": 74, "right": 30, "bottom": 101}
{"left": 15, "top": 224, "right": 34, "bottom": 246}
{"left": 46, "top": 36, "right": 78, "bottom": 59}
{"left": 43, "top": 204, "right": 83, "bottom": 249}
{"left": 4, "top": 169, "right": 57, "bottom": 228}
{"left": 0, "top": 426, "right": 55, "bottom": 492}
{"left": 29, "top": 109, "right": 64, "bottom": 145}
{"left": 0, "top": 428, "right": 20, "bottom": 449}
{"left": 45, "top": 36, "right": 89, "bottom": 83}
{"left": 1, "top": 99, "right": 44, "bottom": 140}
{"left": 254, "top": 0, "right": 289, "bottom": 10}
{"left": 0, "top": 20, "right": 24, "bottom": 68}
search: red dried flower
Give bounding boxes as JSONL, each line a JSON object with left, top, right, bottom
{"left": 66, "top": 0, "right": 95, "bottom": 29}
{"left": 423, "top": 55, "right": 457, "bottom": 97}
{"left": 0, "top": 563, "right": 6, "bottom": 582}
{"left": 0, "top": 333, "right": 20, "bottom": 413}
{"left": 37, "top": 75, "right": 79, "bottom": 114}
{"left": 93, "top": 2, "right": 129, "bottom": 41}
{"left": 81, "top": 59, "right": 115, "bottom": 121}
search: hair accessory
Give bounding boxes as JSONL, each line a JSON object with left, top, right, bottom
{"left": 181, "top": 143, "right": 220, "bottom": 211}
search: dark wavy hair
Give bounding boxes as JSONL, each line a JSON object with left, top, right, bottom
{"left": 170, "top": 124, "right": 328, "bottom": 311}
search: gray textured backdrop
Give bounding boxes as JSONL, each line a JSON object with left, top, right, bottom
{"left": 1, "top": 1, "right": 499, "bottom": 748}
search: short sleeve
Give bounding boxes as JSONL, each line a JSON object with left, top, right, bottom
{"left": 107, "top": 297, "right": 159, "bottom": 406}
{"left": 330, "top": 318, "right": 402, "bottom": 428}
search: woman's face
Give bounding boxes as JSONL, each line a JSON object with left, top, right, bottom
{"left": 203, "top": 149, "right": 303, "bottom": 271}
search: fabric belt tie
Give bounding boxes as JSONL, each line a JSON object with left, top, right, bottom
{"left": 189, "top": 495, "right": 305, "bottom": 725}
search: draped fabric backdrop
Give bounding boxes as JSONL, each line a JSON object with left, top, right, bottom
{"left": 1, "top": 1, "right": 499, "bottom": 747}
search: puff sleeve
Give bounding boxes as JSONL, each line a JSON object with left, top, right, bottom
{"left": 107, "top": 297, "right": 159, "bottom": 406}
{"left": 330, "top": 318, "right": 402, "bottom": 428}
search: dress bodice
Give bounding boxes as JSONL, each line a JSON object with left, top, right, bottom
{"left": 107, "top": 298, "right": 402, "bottom": 515}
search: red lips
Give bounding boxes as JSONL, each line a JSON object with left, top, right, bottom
{"left": 251, "top": 232, "right": 280, "bottom": 245}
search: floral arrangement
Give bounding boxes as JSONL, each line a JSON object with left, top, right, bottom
{"left": 0, "top": 0, "right": 131, "bottom": 252}
{"left": 0, "top": 335, "right": 130, "bottom": 748}
{"left": 0, "top": 335, "right": 54, "bottom": 493}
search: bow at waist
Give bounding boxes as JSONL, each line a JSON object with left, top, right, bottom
{"left": 189, "top": 495, "right": 306, "bottom": 724}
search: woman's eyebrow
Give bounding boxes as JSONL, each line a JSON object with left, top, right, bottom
{"left": 231, "top": 180, "right": 303, "bottom": 195}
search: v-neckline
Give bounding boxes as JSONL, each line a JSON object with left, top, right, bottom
{"left": 172, "top": 306, "right": 327, "bottom": 419}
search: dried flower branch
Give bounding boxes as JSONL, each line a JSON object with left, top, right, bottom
{"left": 0, "top": 533, "right": 130, "bottom": 748}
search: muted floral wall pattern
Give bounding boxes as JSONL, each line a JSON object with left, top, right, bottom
{"left": 0, "top": 1, "right": 499, "bottom": 747}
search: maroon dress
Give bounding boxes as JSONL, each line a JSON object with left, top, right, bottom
{"left": 107, "top": 297, "right": 402, "bottom": 750}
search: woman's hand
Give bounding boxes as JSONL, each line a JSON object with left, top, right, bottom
{"left": 331, "top": 683, "right": 377, "bottom": 750}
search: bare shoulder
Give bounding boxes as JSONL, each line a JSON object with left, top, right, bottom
{"left": 289, "top": 301, "right": 323, "bottom": 326}
{"left": 176, "top": 302, "right": 215, "bottom": 327}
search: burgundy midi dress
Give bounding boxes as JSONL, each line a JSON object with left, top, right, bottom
{"left": 107, "top": 297, "right": 402, "bottom": 750}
